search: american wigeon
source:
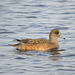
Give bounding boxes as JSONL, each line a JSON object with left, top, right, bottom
{"left": 9, "top": 29, "right": 65, "bottom": 52}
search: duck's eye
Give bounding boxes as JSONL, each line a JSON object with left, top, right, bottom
{"left": 55, "top": 31, "right": 59, "bottom": 34}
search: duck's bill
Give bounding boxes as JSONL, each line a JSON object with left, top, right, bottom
{"left": 60, "top": 35, "right": 65, "bottom": 39}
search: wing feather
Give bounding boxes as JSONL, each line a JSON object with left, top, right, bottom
{"left": 16, "top": 39, "right": 49, "bottom": 44}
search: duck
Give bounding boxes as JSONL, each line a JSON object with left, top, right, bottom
{"left": 9, "top": 29, "right": 65, "bottom": 52}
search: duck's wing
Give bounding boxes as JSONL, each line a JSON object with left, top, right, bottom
{"left": 15, "top": 39, "right": 49, "bottom": 44}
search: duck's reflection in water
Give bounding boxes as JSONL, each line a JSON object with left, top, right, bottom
{"left": 48, "top": 49, "right": 65, "bottom": 61}
{"left": 14, "top": 49, "right": 65, "bottom": 61}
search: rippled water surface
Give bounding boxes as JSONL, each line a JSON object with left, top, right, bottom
{"left": 0, "top": 0, "right": 75, "bottom": 75}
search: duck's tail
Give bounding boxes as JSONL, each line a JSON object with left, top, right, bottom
{"left": 13, "top": 39, "right": 21, "bottom": 41}
{"left": 8, "top": 43, "right": 20, "bottom": 47}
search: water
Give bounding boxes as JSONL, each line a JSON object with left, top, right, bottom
{"left": 0, "top": 0, "right": 75, "bottom": 75}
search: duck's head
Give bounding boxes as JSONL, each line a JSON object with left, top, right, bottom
{"left": 49, "top": 29, "right": 65, "bottom": 42}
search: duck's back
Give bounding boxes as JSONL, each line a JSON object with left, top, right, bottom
{"left": 16, "top": 39, "right": 49, "bottom": 44}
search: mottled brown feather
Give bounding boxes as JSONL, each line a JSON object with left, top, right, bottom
{"left": 16, "top": 42, "right": 58, "bottom": 52}
{"left": 16, "top": 39, "right": 49, "bottom": 44}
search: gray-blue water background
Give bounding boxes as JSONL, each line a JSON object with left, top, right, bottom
{"left": 0, "top": 0, "right": 75, "bottom": 75}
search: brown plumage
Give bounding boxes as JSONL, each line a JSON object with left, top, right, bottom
{"left": 9, "top": 29, "right": 65, "bottom": 52}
